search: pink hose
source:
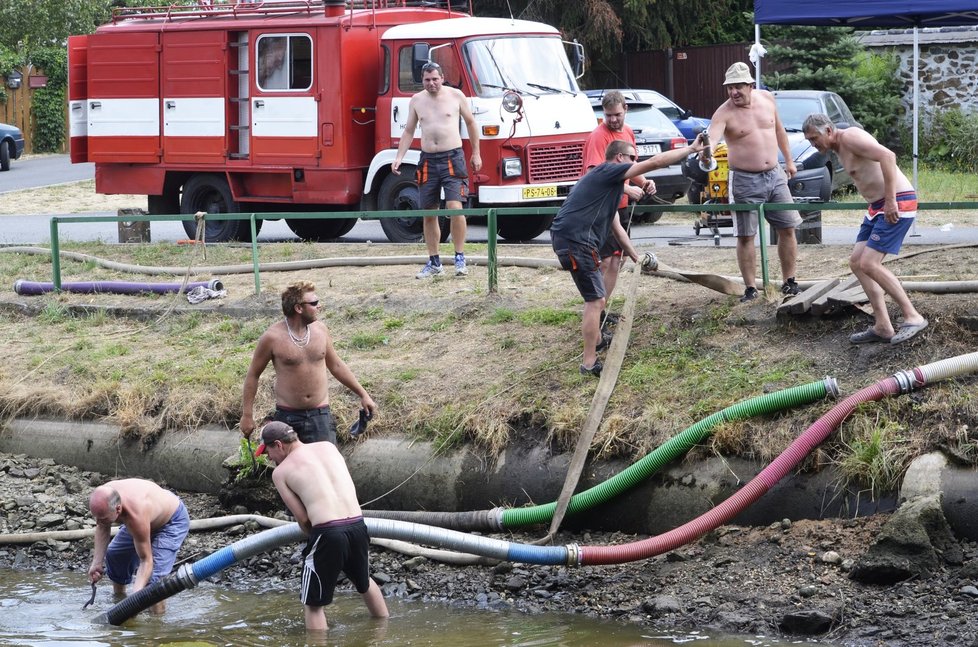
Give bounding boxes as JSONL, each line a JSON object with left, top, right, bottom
{"left": 581, "top": 379, "right": 899, "bottom": 565}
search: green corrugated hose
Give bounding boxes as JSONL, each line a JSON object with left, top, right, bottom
{"left": 501, "top": 378, "right": 836, "bottom": 528}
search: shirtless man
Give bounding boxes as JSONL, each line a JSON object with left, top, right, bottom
{"left": 239, "top": 280, "right": 377, "bottom": 444}
{"left": 256, "top": 421, "right": 389, "bottom": 631}
{"left": 88, "top": 478, "right": 190, "bottom": 614}
{"left": 803, "top": 113, "right": 928, "bottom": 344}
{"left": 702, "top": 62, "right": 802, "bottom": 302}
{"left": 392, "top": 61, "right": 482, "bottom": 279}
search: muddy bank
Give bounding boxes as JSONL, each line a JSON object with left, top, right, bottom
{"left": 2, "top": 452, "right": 976, "bottom": 646}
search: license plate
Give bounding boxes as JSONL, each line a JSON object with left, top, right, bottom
{"left": 637, "top": 144, "right": 661, "bottom": 157}
{"left": 522, "top": 185, "right": 557, "bottom": 199}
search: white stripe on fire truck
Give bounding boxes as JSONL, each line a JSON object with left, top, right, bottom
{"left": 163, "top": 97, "right": 225, "bottom": 137}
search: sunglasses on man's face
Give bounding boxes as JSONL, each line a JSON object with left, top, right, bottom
{"left": 301, "top": 300, "right": 320, "bottom": 307}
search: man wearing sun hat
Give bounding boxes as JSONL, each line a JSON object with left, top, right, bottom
{"left": 700, "top": 61, "right": 803, "bottom": 303}
{"left": 255, "top": 421, "right": 388, "bottom": 631}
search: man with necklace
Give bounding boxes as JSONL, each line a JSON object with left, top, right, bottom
{"left": 239, "top": 280, "right": 377, "bottom": 444}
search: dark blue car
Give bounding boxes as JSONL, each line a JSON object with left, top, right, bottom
{"left": 585, "top": 88, "right": 710, "bottom": 143}
{"left": 0, "top": 121, "right": 25, "bottom": 172}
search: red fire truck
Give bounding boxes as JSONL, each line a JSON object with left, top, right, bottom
{"left": 68, "top": 0, "right": 596, "bottom": 243}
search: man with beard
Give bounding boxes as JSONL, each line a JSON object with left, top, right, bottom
{"left": 583, "top": 91, "right": 656, "bottom": 334}
{"left": 701, "top": 62, "right": 802, "bottom": 302}
{"left": 392, "top": 61, "right": 482, "bottom": 279}
{"left": 239, "top": 281, "right": 377, "bottom": 444}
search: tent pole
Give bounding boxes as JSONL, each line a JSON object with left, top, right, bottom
{"left": 910, "top": 26, "right": 920, "bottom": 237}
{"left": 754, "top": 24, "right": 762, "bottom": 83}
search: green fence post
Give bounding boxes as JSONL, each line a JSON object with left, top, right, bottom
{"left": 757, "top": 203, "right": 769, "bottom": 289}
{"left": 487, "top": 208, "right": 498, "bottom": 294}
{"left": 49, "top": 217, "right": 62, "bottom": 291}
{"left": 249, "top": 213, "right": 261, "bottom": 295}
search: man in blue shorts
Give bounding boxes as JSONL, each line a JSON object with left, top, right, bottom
{"left": 803, "top": 113, "right": 928, "bottom": 344}
{"left": 88, "top": 478, "right": 190, "bottom": 615}
{"left": 551, "top": 135, "right": 705, "bottom": 376}
{"left": 256, "top": 421, "right": 388, "bottom": 631}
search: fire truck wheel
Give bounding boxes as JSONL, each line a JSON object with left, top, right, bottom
{"left": 179, "top": 174, "right": 256, "bottom": 242}
{"left": 497, "top": 214, "right": 553, "bottom": 242}
{"left": 0, "top": 141, "right": 9, "bottom": 172}
{"left": 378, "top": 169, "right": 449, "bottom": 243}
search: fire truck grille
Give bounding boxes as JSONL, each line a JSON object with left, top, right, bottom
{"left": 527, "top": 143, "right": 584, "bottom": 183}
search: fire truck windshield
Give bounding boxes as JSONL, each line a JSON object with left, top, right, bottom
{"left": 464, "top": 36, "right": 578, "bottom": 99}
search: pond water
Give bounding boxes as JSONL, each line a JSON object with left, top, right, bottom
{"left": 0, "top": 569, "right": 829, "bottom": 647}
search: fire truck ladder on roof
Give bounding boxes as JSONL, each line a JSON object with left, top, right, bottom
{"left": 111, "top": 0, "right": 473, "bottom": 23}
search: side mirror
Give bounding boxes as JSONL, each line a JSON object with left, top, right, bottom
{"left": 680, "top": 108, "right": 692, "bottom": 120}
{"left": 411, "top": 42, "right": 431, "bottom": 83}
{"left": 566, "top": 39, "right": 586, "bottom": 79}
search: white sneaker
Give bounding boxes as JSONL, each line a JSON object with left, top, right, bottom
{"left": 416, "top": 261, "right": 445, "bottom": 279}
{"left": 454, "top": 256, "right": 468, "bottom": 276}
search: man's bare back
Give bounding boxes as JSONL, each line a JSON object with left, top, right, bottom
{"left": 102, "top": 478, "right": 179, "bottom": 530}
{"left": 271, "top": 439, "right": 362, "bottom": 528}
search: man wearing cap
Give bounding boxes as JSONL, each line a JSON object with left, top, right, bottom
{"left": 255, "top": 421, "right": 389, "bottom": 631}
{"left": 702, "top": 61, "right": 803, "bottom": 302}
{"left": 239, "top": 280, "right": 377, "bottom": 444}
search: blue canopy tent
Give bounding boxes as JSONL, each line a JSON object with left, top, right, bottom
{"left": 753, "top": 0, "right": 978, "bottom": 186}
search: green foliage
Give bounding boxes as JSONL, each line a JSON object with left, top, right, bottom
{"left": 916, "top": 108, "right": 978, "bottom": 174}
{"left": 474, "top": 0, "right": 754, "bottom": 87}
{"left": 232, "top": 438, "right": 271, "bottom": 482}
{"left": 27, "top": 47, "right": 68, "bottom": 152}
{"left": 764, "top": 25, "right": 903, "bottom": 145}
{"left": 0, "top": 0, "right": 113, "bottom": 51}
{"left": 833, "top": 412, "right": 911, "bottom": 500}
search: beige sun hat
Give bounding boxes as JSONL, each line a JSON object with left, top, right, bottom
{"left": 723, "top": 62, "right": 755, "bottom": 85}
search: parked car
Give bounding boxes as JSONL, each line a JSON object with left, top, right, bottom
{"left": 772, "top": 89, "right": 861, "bottom": 195}
{"left": 585, "top": 88, "right": 711, "bottom": 143}
{"left": 588, "top": 95, "right": 691, "bottom": 222}
{"left": 0, "top": 121, "right": 25, "bottom": 172}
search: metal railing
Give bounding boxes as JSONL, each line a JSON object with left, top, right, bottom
{"left": 47, "top": 200, "right": 977, "bottom": 296}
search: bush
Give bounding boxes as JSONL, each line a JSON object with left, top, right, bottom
{"left": 916, "top": 108, "right": 978, "bottom": 174}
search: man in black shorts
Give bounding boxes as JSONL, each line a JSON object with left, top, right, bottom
{"left": 551, "top": 136, "right": 704, "bottom": 376}
{"left": 256, "top": 421, "right": 389, "bottom": 631}
{"left": 392, "top": 61, "right": 482, "bottom": 278}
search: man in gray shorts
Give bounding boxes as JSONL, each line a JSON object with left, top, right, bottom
{"left": 702, "top": 62, "right": 802, "bottom": 302}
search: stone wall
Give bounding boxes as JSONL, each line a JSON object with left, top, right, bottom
{"left": 858, "top": 28, "right": 978, "bottom": 127}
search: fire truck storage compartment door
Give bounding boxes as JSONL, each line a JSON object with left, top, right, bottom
{"left": 162, "top": 31, "right": 227, "bottom": 165}
{"left": 68, "top": 35, "right": 90, "bottom": 164}
{"left": 85, "top": 31, "right": 161, "bottom": 164}
{"left": 250, "top": 32, "right": 318, "bottom": 166}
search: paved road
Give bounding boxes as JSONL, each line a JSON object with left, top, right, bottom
{"left": 1, "top": 155, "right": 975, "bottom": 248}
{"left": 0, "top": 155, "right": 94, "bottom": 194}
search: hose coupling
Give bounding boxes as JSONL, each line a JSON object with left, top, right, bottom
{"left": 892, "top": 369, "right": 920, "bottom": 394}
{"left": 565, "top": 543, "right": 581, "bottom": 567}
{"left": 487, "top": 507, "right": 506, "bottom": 532}
{"left": 176, "top": 562, "right": 200, "bottom": 590}
{"left": 823, "top": 376, "right": 840, "bottom": 398}
{"left": 640, "top": 252, "right": 658, "bottom": 272}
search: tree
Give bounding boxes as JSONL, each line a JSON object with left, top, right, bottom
{"left": 474, "top": 0, "right": 753, "bottom": 87}
{"left": 763, "top": 25, "right": 903, "bottom": 144}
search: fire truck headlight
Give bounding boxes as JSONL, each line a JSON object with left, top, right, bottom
{"left": 501, "top": 91, "right": 522, "bottom": 114}
{"left": 502, "top": 158, "right": 522, "bottom": 178}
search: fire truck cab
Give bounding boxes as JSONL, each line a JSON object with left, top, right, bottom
{"left": 68, "top": 0, "right": 595, "bottom": 243}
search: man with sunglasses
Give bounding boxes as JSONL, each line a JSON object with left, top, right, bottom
{"left": 239, "top": 280, "right": 377, "bottom": 444}
{"left": 551, "top": 136, "right": 705, "bottom": 376}
{"left": 392, "top": 60, "right": 482, "bottom": 279}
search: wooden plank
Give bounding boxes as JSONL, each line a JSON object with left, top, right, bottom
{"left": 810, "top": 276, "right": 861, "bottom": 317}
{"left": 776, "top": 277, "right": 840, "bottom": 316}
